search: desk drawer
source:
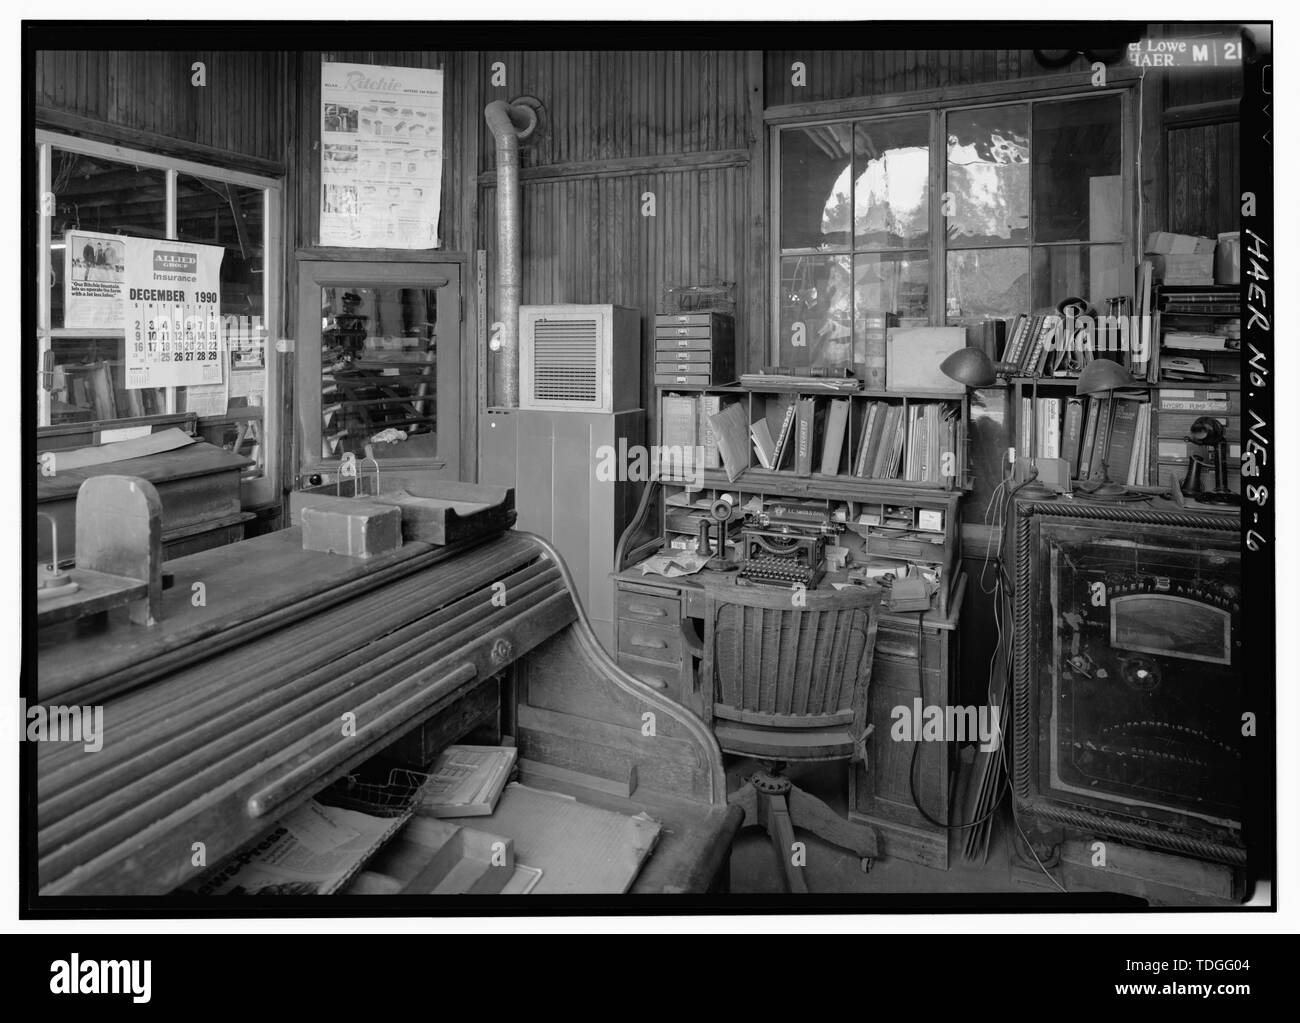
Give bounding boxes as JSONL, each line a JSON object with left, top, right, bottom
{"left": 871, "top": 651, "right": 943, "bottom": 697}
{"left": 617, "top": 619, "right": 682, "bottom": 664}
{"left": 617, "top": 653, "right": 678, "bottom": 692}
{"left": 617, "top": 589, "right": 681, "bottom": 626}
{"left": 875, "top": 624, "right": 944, "bottom": 667}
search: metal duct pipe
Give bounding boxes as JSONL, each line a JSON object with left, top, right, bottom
{"left": 483, "top": 100, "right": 538, "bottom": 408}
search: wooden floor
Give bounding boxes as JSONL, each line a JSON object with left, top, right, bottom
{"left": 724, "top": 758, "right": 1030, "bottom": 896}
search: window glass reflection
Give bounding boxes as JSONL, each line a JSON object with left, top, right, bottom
{"left": 854, "top": 116, "right": 930, "bottom": 248}
{"left": 946, "top": 105, "right": 1030, "bottom": 246}
{"left": 320, "top": 285, "right": 441, "bottom": 460}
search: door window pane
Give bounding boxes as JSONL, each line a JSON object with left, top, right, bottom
{"left": 1032, "top": 244, "right": 1124, "bottom": 309}
{"left": 777, "top": 255, "right": 853, "bottom": 369}
{"left": 854, "top": 116, "right": 930, "bottom": 248}
{"left": 780, "top": 124, "right": 854, "bottom": 252}
{"left": 946, "top": 105, "right": 1030, "bottom": 247}
{"left": 320, "top": 284, "right": 443, "bottom": 460}
{"left": 1032, "top": 94, "right": 1123, "bottom": 242}
{"left": 946, "top": 248, "right": 1029, "bottom": 322}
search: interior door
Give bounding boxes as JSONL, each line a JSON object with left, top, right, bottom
{"left": 297, "top": 260, "right": 461, "bottom": 484}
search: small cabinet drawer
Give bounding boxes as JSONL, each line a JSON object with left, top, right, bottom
{"left": 653, "top": 325, "right": 714, "bottom": 338}
{"left": 617, "top": 619, "right": 682, "bottom": 664}
{"left": 617, "top": 653, "right": 678, "bottom": 691}
{"left": 617, "top": 589, "right": 681, "bottom": 626}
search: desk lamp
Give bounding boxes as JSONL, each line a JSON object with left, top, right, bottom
{"left": 939, "top": 348, "right": 1056, "bottom": 498}
{"left": 1073, "top": 359, "right": 1140, "bottom": 500}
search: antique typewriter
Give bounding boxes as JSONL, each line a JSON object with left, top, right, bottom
{"left": 738, "top": 501, "right": 834, "bottom": 587}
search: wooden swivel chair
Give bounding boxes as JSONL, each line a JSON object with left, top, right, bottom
{"left": 691, "top": 582, "right": 883, "bottom": 892}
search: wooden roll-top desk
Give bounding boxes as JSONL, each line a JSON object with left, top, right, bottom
{"left": 35, "top": 523, "right": 741, "bottom": 897}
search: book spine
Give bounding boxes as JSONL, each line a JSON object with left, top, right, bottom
{"left": 1063, "top": 397, "right": 1085, "bottom": 477}
{"left": 861, "top": 315, "right": 888, "bottom": 390}
{"left": 794, "top": 398, "right": 815, "bottom": 477}
{"left": 698, "top": 395, "right": 721, "bottom": 469}
{"left": 1078, "top": 398, "right": 1097, "bottom": 478}
{"left": 771, "top": 398, "right": 798, "bottom": 469}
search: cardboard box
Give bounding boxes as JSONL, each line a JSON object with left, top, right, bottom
{"left": 1146, "top": 252, "right": 1215, "bottom": 283}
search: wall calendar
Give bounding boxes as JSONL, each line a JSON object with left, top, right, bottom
{"left": 123, "top": 236, "right": 226, "bottom": 389}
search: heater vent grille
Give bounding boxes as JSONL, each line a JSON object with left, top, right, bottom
{"left": 529, "top": 317, "right": 600, "bottom": 404}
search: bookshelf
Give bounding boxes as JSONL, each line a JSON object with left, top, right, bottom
{"left": 654, "top": 382, "right": 967, "bottom": 617}
{"left": 1151, "top": 285, "right": 1242, "bottom": 495}
{"left": 661, "top": 384, "right": 970, "bottom": 491}
{"left": 1009, "top": 376, "right": 1159, "bottom": 488}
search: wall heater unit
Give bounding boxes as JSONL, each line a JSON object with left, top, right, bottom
{"left": 520, "top": 304, "right": 641, "bottom": 413}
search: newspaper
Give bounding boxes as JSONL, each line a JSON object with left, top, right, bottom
{"left": 185, "top": 801, "right": 408, "bottom": 895}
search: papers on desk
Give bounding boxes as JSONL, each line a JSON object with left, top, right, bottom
{"left": 639, "top": 550, "right": 712, "bottom": 578}
{"left": 183, "top": 800, "right": 409, "bottom": 895}
{"left": 40, "top": 427, "right": 195, "bottom": 472}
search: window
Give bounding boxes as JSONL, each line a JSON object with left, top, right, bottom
{"left": 777, "top": 114, "right": 931, "bottom": 375}
{"left": 773, "top": 88, "right": 1131, "bottom": 368}
{"left": 35, "top": 132, "right": 281, "bottom": 506}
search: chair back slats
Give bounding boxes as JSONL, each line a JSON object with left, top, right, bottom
{"left": 707, "top": 585, "right": 882, "bottom": 727}
{"left": 775, "top": 612, "right": 799, "bottom": 715}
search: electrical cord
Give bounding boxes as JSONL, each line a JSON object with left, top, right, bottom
{"left": 906, "top": 471, "right": 1037, "bottom": 833}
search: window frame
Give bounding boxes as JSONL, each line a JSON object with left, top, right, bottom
{"left": 768, "top": 75, "right": 1139, "bottom": 364}
{"left": 35, "top": 129, "right": 283, "bottom": 508}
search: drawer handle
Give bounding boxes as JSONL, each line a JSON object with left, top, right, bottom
{"left": 631, "top": 637, "right": 669, "bottom": 650}
{"left": 627, "top": 603, "right": 668, "bottom": 618}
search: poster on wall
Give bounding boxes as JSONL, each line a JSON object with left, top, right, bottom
{"left": 123, "top": 236, "right": 226, "bottom": 389}
{"left": 319, "top": 61, "right": 443, "bottom": 248}
{"left": 63, "top": 229, "right": 126, "bottom": 329}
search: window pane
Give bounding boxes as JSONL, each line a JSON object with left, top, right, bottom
{"left": 946, "top": 105, "right": 1030, "bottom": 247}
{"left": 777, "top": 255, "right": 853, "bottom": 369}
{"left": 50, "top": 151, "right": 167, "bottom": 329}
{"left": 780, "top": 124, "right": 854, "bottom": 252}
{"left": 854, "top": 115, "right": 930, "bottom": 248}
{"left": 49, "top": 337, "right": 165, "bottom": 424}
{"left": 946, "top": 248, "right": 1029, "bottom": 322}
{"left": 1032, "top": 94, "right": 1123, "bottom": 242}
{"left": 853, "top": 254, "right": 930, "bottom": 385}
{"left": 320, "top": 284, "right": 442, "bottom": 460}
{"left": 1032, "top": 244, "right": 1124, "bottom": 309}
{"left": 175, "top": 175, "right": 268, "bottom": 479}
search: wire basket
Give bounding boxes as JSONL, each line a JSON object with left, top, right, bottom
{"left": 661, "top": 281, "right": 736, "bottom": 316}
{"left": 316, "top": 767, "right": 432, "bottom": 818}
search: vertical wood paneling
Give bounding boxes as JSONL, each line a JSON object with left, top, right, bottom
{"left": 764, "top": 49, "right": 1095, "bottom": 106}
{"left": 1166, "top": 120, "right": 1239, "bottom": 238}
{"left": 35, "top": 50, "right": 286, "bottom": 163}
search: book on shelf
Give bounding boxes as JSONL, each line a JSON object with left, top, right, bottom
{"left": 1105, "top": 394, "right": 1143, "bottom": 486}
{"left": 853, "top": 402, "right": 881, "bottom": 477}
{"left": 770, "top": 396, "right": 798, "bottom": 470}
{"left": 706, "top": 401, "right": 750, "bottom": 482}
{"left": 1159, "top": 388, "right": 1232, "bottom": 413}
{"left": 819, "top": 399, "right": 850, "bottom": 475}
{"left": 794, "top": 397, "right": 822, "bottom": 477}
{"left": 1061, "top": 397, "right": 1085, "bottom": 477}
{"left": 750, "top": 417, "right": 777, "bottom": 469}
{"left": 1162, "top": 332, "right": 1240, "bottom": 352}
{"left": 660, "top": 393, "right": 698, "bottom": 477}
{"left": 698, "top": 394, "right": 722, "bottom": 469}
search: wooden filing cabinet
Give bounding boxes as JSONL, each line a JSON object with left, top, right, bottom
{"left": 613, "top": 568, "right": 965, "bottom": 869}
